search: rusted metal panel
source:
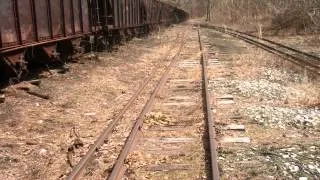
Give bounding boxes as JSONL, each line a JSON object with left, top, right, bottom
{"left": 128, "top": 0, "right": 131, "bottom": 27}
{"left": 90, "top": 0, "right": 98, "bottom": 31}
{"left": 121, "top": 0, "right": 124, "bottom": 27}
{"left": 114, "top": 0, "right": 119, "bottom": 28}
{"left": 151, "top": 1, "right": 155, "bottom": 23}
{"left": 63, "top": 0, "right": 73, "bottom": 35}
{"left": 0, "top": 0, "right": 18, "bottom": 47}
{"left": 73, "top": 0, "right": 81, "bottom": 33}
{"left": 142, "top": 0, "right": 146, "bottom": 24}
{"left": 118, "top": 0, "right": 121, "bottom": 27}
{"left": 49, "top": 0, "right": 63, "bottom": 38}
{"left": 1, "top": 0, "right": 188, "bottom": 56}
{"left": 102, "top": 0, "right": 108, "bottom": 27}
{"left": 149, "top": 0, "right": 152, "bottom": 24}
{"left": 106, "top": 0, "right": 113, "bottom": 28}
{"left": 34, "top": 0, "right": 51, "bottom": 40}
{"left": 123, "top": 0, "right": 126, "bottom": 27}
{"left": 126, "top": 0, "right": 129, "bottom": 27}
{"left": 124, "top": 0, "right": 127, "bottom": 27}
{"left": 18, "top": 0, "right": 34, "bottom": 44}
{"left": 131, "top": 0, "right": 134, "bottom": 26}
{"left": 138, "top": 0, "right": 141, "bottom": 25}
{"left": 143, "top": 0, "right": 146, "bottom": 24}
{"left": 148, "top": 0, "right": 152, "bottom": 24}
{"left": 132, "top": 0, "right": 134, "bottom": 26}
{"left": 128, "top": 0, "right": 131, "bottom": 26}
{"left": 119, "top": 0, "right": 123, "bottom": 27}
{"left": 133, "top": 0, "right": 137, "bottom": 26}
{"left": 81, "top": 0, "right": 90, "bottom": 33}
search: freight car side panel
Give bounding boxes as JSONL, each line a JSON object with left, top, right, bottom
{"left": 108, "top": 0, "right": 146, "bottom": 29}
{"left": 128, "top": 0, "right": 131, "bottom": 26}
{"left": 133, "top": 0, "right": 137, "bottom": 26}
{"left": 64, "top": 0, "right": 73, "bottom": 35}
{"left": 50, "top": 0, "right": 63, "bottom": 38}
{"left": 18, "top": 0, "right": 34, "bottom": 44}
{"left": 123, "top": 0, "right": 126, "bottom": 27}
{"left": 34, "top": 0, "right": 50, "bottom": 40}
{"left": 0, "top": 0, "right": 18, "bottom": 47}
{"left": 120, "top": 0, "right": 124, "bottom": 27}
{"left": 147, "top": 0, "right": 152, "bottom": 24}
{"left": 73, "top": 0, "right": 82, "bottom": 34}
{"left": 114, "top": 0, "right": 119, "bottom": 28}
{"left": 81, "top": 0, "right": 90, "bottom": 33}
{"left": 138, "top": 0, "right": 141, "bottom": 25}
{"left": 127, "top": 0, "right": 130, "bottom": 27}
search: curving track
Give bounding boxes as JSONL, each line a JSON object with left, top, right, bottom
{"left": 200, "top": 24, "right": 320, "bottom": 76}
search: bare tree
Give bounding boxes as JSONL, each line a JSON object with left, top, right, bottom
{"left": 211, "top": 0, "right": 320, "bottom": 36}
{"left": 207, "top": 0, "right": 212, "bottom": 21}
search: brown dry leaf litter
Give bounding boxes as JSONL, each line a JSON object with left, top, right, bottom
{"left": 0, "top": 26, "right": 185, "bottom": 179}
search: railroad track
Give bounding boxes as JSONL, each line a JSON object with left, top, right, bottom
{"left": 200, "top": 24, "right": 320, "bottom": 75}
{"left": 66, "top": 26, "right": 220, "bottom": 179}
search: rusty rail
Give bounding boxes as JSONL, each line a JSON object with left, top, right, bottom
{"left": 198, "top": 28, "right": 220, "bottom": 180}
{"left": 108, "top": 37, "right": 186, "bottom": 180}
{"left": 67, "top": 35, "right": 183, "bottom": 180}
{"left": 200, "top": 24, "right": 320, "bottom": 75}
{"left": 66, "top": 76, "right": 152, "bottom": 180}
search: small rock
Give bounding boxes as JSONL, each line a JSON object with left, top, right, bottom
{"left": 299, "top": 177, "right": 308, "bottom": 180}
{"left": 217, "top": 99, "right": 234, "bottom": 105}
{"left": 307, "top": 164, "right": 315, "bottom": 170}
{"left": 291, "top": 153, "right": 297, "bottom": 159}
{"left": 84, "top": 112, "right": 96, "bottom": 116}
{"left": 221, "top": 137, "right": 250, "bottom": 143}
{"left": 289, "top": 165, "right": 299, "bottom": 172}
{"left": 39, "top": 149, "right": 48, "bottom": 156}
{"left": 282, "top": 154, "right": 289, "bottom": 158}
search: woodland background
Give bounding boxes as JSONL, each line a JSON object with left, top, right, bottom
{"left": 162, "top": 0, "right": 320, "bottom": 36}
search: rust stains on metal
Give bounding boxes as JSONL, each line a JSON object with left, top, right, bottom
{"left": 66, "top": 76, "right": 152, "bottom": 180}
{"left": 108, "top": 38, "right": 186, "bottom": 180}
{"left": 198, "top": 28, "right": 220, "bottom": 180}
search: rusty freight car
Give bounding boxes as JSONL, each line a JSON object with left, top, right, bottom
{"left": 0, "top": 0, "right": 93, "bottom": 80}
{"left": 0, "top": 0, "right": 188, "bottom": 82}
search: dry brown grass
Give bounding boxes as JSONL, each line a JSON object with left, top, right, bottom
{"left": 0, "top": 25, "right": 188, "bottom": 179}
{"left": 232, "top": 46, "right": 320, "bottom": 107}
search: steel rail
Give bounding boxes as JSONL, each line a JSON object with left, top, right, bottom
{"left": 221, "top": 28, "right": 320, "bottom": 74}
{"left": 66, "top": 36, "right": 182, "bottom": 180}
{"left": 200, "top": 24, "right": 320, "bottom": 75}
{"left": 198, "top": 28, "right": 220, "bottom": 180}
{"left": 223, "top": 26, "right": 320, "bottom": 62}
{"left": 108, "top": 37, "right": 186, "bottom": 180}
{"left": 213, "top": 26, "right": 320, "bottom": 65}
{"left": 66, "top": 76, "right": 152, "bottom": 180}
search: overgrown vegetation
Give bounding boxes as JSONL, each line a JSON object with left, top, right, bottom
{"left": 163, "top": 0, "right": 320, "bottom": 37}
{"left": 211, "top": 0, "right": 320, "bottom": 36}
